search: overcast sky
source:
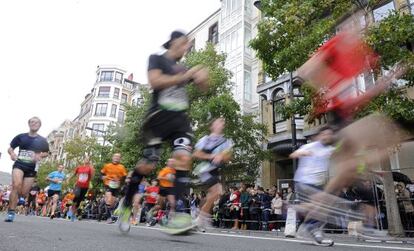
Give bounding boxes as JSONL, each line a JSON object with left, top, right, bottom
{"left": 0, "top": 0, "right": 221, "bottom": 174}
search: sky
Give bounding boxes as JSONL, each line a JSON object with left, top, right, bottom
{"left": 0, "top": 0, "right": 221, "bottom": 173}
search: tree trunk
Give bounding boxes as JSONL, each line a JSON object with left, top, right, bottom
{"left": 381, "top": 157, "right": 404, "bottom": 236}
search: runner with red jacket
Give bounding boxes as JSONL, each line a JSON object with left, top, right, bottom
{"left": 68, "top": 156, "right": 95, "bottom": 221}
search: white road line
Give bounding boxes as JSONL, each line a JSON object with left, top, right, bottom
{"left": 33, "top": 218, "right": 414, "bottom": 250}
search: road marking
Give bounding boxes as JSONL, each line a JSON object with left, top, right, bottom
{"left": 33, "top": 217, "right": 414, "bottom": 250}
{"left": 198, "top": 232, "right": 414, "bottom": 250}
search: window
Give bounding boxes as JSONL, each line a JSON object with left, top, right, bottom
{"left": 98, "top": 86, "right": 110, "bottom": 97}
{"left": 95, "top": 103, "right": 107, "bottom": 117}
{"left": 373, "top": 1, "right": 395, "bottom": 22}
{"left": 245, "top": 0, "right": 252, "bottom": 16}
{"left": 208, "top": 23, "right": 219, "bottom": 44}
{"left": 91, "top": 123, "right": 105, "bottom": 136}
{"left": 118, "top": 109, "right": 125, "bottom": 123}
{"left": 245, "top": 28, "right": 252, "bottom": 55}
{"left": 114, "top": 88, "right": 120, "bottom": 99}
{"left": 110, "top": 104, "right": 117, "bottom": 118}
{"left": 244, "top": 70, "right": 252, "bottom": 102}
{"left": 115, "top": 72, "right": 123, "bottom": 83}
{"left": 100, "top": 71, "right": 113, "bottom": 82}
{"left": 121, "top": 93, "right": 128, "bottom": 104}
{"left": 272, "top": 89, "right": 285, "bottom": 134}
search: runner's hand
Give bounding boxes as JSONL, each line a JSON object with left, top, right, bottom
{"left": 10, "top": 153, "right": 17, "bottom": 161}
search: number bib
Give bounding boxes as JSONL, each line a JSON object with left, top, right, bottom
{"left": 108, "top": 180, "right": 120, "bottom": 189}
{"left": 78, "top": 173, "right": 89, "bottom": 183}
{"left": 158, "top": 86, "right": 189, "bottom": 111}
{"left": 18, "top": 150, "right": 35, "bottom": 163}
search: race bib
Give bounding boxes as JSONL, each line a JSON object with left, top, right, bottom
{"left": 108, "top": 180, "right": 120, "bottom": 189}
{"left": 18, "top": 150, "right": 35, "bottom": 163}
{"left": 158, "top": 86, "right": 189, "bottom": 111}
{"left": 78, "top": 173, "right": 89, "bottom": 183}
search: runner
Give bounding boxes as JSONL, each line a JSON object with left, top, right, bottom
{"left": 297, "top": 21, "right": 412, "bottom": 239}
{"left": 290, "top": 126, "right": 335, "bottom": 246}
{"left": 157, "top": 159, "right": 176, "bottom": 220}
{"left": 46, "top": 164, "right": 66, "bottom": 219}
{"left": 116, "top": 30, "right": 209, "bottom": 234}
{"left": 101, "top": 153, "right": 127, "bottom": 223}
{"left": 5, "top": 116, "right": 49, "bottom": 222}
{"left": 68, "top": 156, "right": 94, "bottom": 221}
{"left": 193, "top": 117, "right": 233, "bottom": 232}
{"left": 27, "top": 181, "right": 40, "bottom": 215}
{"left": 36, "top": 188, "right": 47, "bottom": 216}
{"left": 142, "top": 179, "right": 160, "bottom": 223}
{"left": 131, "top": 178, "right": 147, "bottom": 225}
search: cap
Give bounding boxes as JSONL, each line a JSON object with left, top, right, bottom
{"left": 162, "top": 30, "right": 187, "bottom": 49}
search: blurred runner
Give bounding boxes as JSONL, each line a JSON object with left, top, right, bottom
{"left": 193, "top": 117, "right": 233, "bottom": 232}
{"left": 117, "top": 30, "right": 209, "bottom": 234}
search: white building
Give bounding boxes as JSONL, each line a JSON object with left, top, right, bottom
{"left": 74, "top": 65, "right": 143, "bottom": 144}
{"left": 187, "top": 0, "right": 261, "bottom": 114}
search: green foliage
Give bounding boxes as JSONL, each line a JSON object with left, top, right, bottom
{"left": 251, "top": 1, "right": 414, "bottom": 122}
{"left": 185, "top": 44, "right": 269, "bottom": 183}
{"left": 36, "top": 160, "right": 58, "bottom": 189}
{"left": 63, "top": 136, "right": 103, "bottom": 167}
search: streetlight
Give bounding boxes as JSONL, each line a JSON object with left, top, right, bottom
{"left": 85, "top": 126, "right": 107, "bottom": 161}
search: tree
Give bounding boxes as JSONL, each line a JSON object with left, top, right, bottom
{"left": 36, "top": 161, "right": 58, "bottom": 189}
{"left": 250, "top": 1, "right": 414, "bottom": 123}
{"left": 116, "top": 44, "right": 269, "bottom": 183}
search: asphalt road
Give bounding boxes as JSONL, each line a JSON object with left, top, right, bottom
{"left": 1, "top": 214, "right": 414, "bottom": 251}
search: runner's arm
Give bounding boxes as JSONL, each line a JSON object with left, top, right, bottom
{"left": 7, "top": 147, "right": 17, "bottom": 161}
{"left": 148, "top": 66, "right": 202, "bottom": 90}
{"left": 192, "top": 149, "right": 215, "bottom": 161}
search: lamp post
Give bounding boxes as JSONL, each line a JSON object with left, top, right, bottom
{"left": 85, "top": 126, "right": 107, "bottom": 161}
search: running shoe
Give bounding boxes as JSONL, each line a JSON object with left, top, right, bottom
{"left": 296, "top": 224, "right": 334, "bottom": 246}
{"left": 161, "top": 213, "right": 195, "bottom": 235}
{"left": 4, "top": 211, "right": 16, "bottom": 222}
{"left": 310, "top": 230, "right": 334, "bottom": 247}
{"left": 195, "top": 213, "right": 212, "bottom": 233}
{"left": 116, "top": 205, "right": 132, "bottom": 234}
{"left": 356, "top": 225, "right": 390, "bottom": 240}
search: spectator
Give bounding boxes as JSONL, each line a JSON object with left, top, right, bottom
{"left": 258, "top": 187, "right": 272, "bottom": 231}
{"left": 396, "top": 183, "right": 414, "bottom": 233}
{"left": 248, "top": 188, "right": 260, "bottom": 230}
{"left": 240, "top": 184, "right": 250, "bottom": 230}
{"left": 271, "top": 192, "right": 283, "bottom": 231}
{"left": 229, "top": 186, "right": 241, "bottom": 230}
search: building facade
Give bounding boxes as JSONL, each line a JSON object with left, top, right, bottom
{"left": 47, "top": 65, "right": 145, "bottom": 164}
{"left": 187, "top": 0, "right": 261, "bottom": 114}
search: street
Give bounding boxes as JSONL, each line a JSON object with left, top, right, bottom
{"left": 1, "top": 215, "right": 413, "bottom": 251}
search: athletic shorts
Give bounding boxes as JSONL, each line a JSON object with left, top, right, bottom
{"left": 47, "top": 190, "right": 61, "bottom": 198}
{"left": 142, "top": 110, "right": 193, "bottom": 150}
{"left": 73, "top": 187, "right": 89, "bottom": 207}
{"left": 105, "top": 186, "right": 120, "bottom": 197}
{"left": 13, "top": 165, "right": 36, "bottom": 178}
{"left": 159, "top": 187, "right": 175, "bottom": 197}
{"left": 200, "top": 168, "right": 221, "bottom": 190}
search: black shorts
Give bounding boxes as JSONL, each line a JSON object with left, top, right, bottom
{"left": 73, "top": 187, "right": 89, "bottom": 206}
{"left": 159, "top": 187, "right": 175, "bottom": 197}
{"left": 13, "top": 165, "right": 36, "bottom": 178}
{"left": 48, "top": 190, "right": 61, "bottom": 198}
{"left": 143, "top": 110, "right": 193, "bottom": 151}
{"left": 105, "top": 186, "right": 120, "bottom": 197}
{"left": 200, "top": 168, "right": 221, "bottom": 189}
